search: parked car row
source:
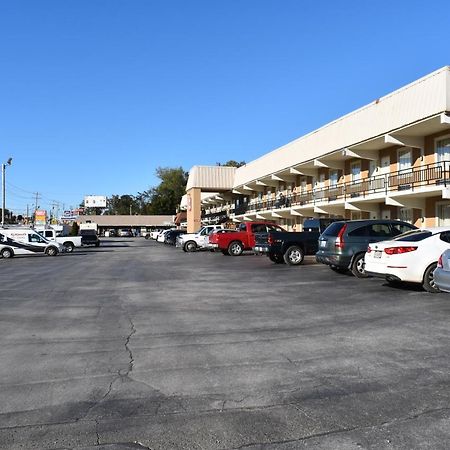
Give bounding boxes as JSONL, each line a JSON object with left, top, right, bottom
{"left": 0, "top": 226, "right": 101, "bottom": 258}
{"left": 149, "top": 218, "right": 450, "bottom": 294}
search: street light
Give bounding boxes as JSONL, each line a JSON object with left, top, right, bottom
{"left": 2, "top": 157, "right": 12, "bottom": 226}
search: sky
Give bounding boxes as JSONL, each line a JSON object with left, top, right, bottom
{"left": 1, "top": 0, "right": 450, "bottom": 215}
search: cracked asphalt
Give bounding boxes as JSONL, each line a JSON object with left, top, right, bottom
{"left": 1, "top": 237, "right": 450, "bottom": 449}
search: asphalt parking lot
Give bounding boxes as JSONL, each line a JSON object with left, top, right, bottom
{"left": 1, "top": 238, "right": 450, "bottom": 449}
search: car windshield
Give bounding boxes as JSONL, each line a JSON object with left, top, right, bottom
{"left": 392, "top": 229, "right": 433, "bottom": 242}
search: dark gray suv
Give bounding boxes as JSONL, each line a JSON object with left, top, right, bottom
{"left": 316, "top": 220, "right": 417, "bottom": 277}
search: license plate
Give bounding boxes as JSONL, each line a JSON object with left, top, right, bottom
{"left": 374, "top": 251, "right": 382, "bottom": 258}
{"left": 320, "top": 240, "right": 326, "bottom": 248}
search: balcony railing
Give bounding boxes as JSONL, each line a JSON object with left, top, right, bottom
{"left": 232, "top": 160, "right": 449, "bottom": 215}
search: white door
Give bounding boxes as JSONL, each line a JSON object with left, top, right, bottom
{"left": 379, "top": 156, "right": 390, "bottom": 175}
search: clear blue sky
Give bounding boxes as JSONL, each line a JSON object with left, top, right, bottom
{"left": 1, "top": 0, "right": 449, "bottom": 214}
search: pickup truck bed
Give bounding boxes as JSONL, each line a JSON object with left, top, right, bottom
{"left": 253, "top": 219, "right": 338, "bottom": 265}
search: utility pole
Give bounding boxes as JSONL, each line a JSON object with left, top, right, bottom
{"left": 1, "top": 158, "right": 12, "bottom": 226}
{"left": 34, "top": 192, "right": 40, "bottom": 212}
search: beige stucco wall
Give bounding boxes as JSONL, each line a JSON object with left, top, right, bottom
{"left": 186, "top": 188, "right": 202, "bottom": 233}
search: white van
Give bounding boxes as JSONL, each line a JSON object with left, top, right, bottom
{"left": 0, "top": 226, "right": 65, "bottom": 258}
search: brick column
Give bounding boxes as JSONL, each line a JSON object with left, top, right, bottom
{"left": 186, "top": 187, "right": 202, "bottom": 233}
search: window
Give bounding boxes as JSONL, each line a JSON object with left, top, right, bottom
{"left": 29, "top": 234, "right": 45, "bottom": 243}
{"left": 348, "top": 226, "right": 369, "bottom": 237}
{"left": 351, "top": 162, "right": 361, "bottom": 181}
{"left": 394, "top": 230, "right": 432, "bottom": 242}
{"left": 251, "top": 224, "right": 267, "bottom": 233}
{"left": 398, "top": 149, "right": 412, "bottom": 171}
{"left": 391, "top": 222, "right": 415, "bottom": 236}
{"left": 368, "top": 223, "right": 391, "bottom": 238}
{"left": 267, "top": 224, "right": 284, "bottom": 232}
{"left": 437, "top": 202, "right": 450, "bottom": 226}
{"left": 322, "top": 222, "right": 345, "bottom": 237}
{"left": 436, "top": 137, "right": 450, "bottom": 162}
{"left": 44, "top": 231, "right": 53, "bottom": 238}
{"left": 399, "top": 208, "right": 413, "bottom": 224}
{"left": 329, "top": 170, "right": 339, "bottom": 187}
{"left": 440, "top": 232, "right": 450, "bottom": 243}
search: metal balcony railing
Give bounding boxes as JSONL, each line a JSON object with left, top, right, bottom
{"left": 230, "top": 160, "right": 449, "bottom": 216}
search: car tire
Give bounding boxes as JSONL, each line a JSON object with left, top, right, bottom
{"left": 228, "top": 241, "right": 243, "bottom": 256}
{"left": 283, "top": 246, "right": 304, "bottom": 265}
{"left": 269, "top": 253, "right": 284, "bottom": 264}
{"left": 184, "top": 241, "right": 197, "bottom": 252}
{"left": 351, "top": 253, "right": 368, "bottom": 278}
{"left": 221, "top": 250, "right": 230, "bottom": 255}
{"left": 1, "top": 247, "right": 13, "bottom": 259}
{"left": 46, "top": 246, "right": 58, "bottom": 256}
{"left": 64, "top": 242, "right": 74, "bottom": 253}
{"left": 423, "top": 262, "right": 440, "bottom": 293}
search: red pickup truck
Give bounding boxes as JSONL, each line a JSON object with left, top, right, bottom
{"left": 209, "top": 221, "right": 285, "bottom": 256}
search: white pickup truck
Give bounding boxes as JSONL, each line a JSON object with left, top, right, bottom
{"left": 175, "top": 225, "right": 224, "bottom": 252}
{"left": 37, "top": 228, "right": 83, "bottom": 253}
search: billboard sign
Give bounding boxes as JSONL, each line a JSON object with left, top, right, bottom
{"left": 35, "top": 209, "right": 47, "bottom": 225}
{"left": 84, "top": 195, "right": 107, "bottom": 208}
{"left": 61, "top": 210, "right": 78, "bottom": 221}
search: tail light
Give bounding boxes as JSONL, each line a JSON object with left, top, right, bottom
{"left": 437, "top": 254, "right": 443, "bottom": 268}
{"left": 335, "top": 224, "right": 347, "bottom": 249}
{"left": 384, "top": 246, "right": 417, "bottom": 255}
{"left": 367, "top": 246, "right": 372, "bottom": 253}
{"left": 268, "top": 234, "right": 273, "bottom": 245}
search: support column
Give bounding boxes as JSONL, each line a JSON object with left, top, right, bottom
{"left": 187, "top": 187, "right": 202, "bottom": 233}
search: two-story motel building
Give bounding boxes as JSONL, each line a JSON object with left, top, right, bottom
{"left": 184, "top": 67, "right": 450, "bottom": 233}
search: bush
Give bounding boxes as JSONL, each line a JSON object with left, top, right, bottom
{"left": 70, "top": 222, "right": 80, "bottom": 236}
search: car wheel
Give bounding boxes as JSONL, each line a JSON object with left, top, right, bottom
{"left": 64, "top": 242, "right": 74, "bottom": 253}
{"left": 145, "top": 234, "right": 150, "bottom": 240}
{"left": 1, "top": 248, "right": 13, "bottom": 258}
{"left": 46, "top": 246, "right": 58, "bottom": 256}
{"left": 269, "top": 253, "right": 284, "bottom": 264}
{"left": 351, "top": 253, "right": 368, "bottom": 278}
{"left": 283, "top": 246, "right": 304, "bottom": 265}
{"left": 423, "top": 262, "right": 440, "bottom": 293}
{"left": 184, "top": 241, "right": 197, "bottom": 252}
{"left": 228, "top": 241, "right": 243, "bottom": 256}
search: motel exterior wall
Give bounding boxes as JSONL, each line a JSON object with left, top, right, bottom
{"left": 186, "top": 67, "right": 450, "bottom": 231}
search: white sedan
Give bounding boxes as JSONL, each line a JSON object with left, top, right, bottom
{"left": 364, "top": 227, "right": 450, "bottom": 293}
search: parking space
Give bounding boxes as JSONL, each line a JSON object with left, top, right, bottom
{"left": 1, "top": 238, "right": 450, "bottom": 449}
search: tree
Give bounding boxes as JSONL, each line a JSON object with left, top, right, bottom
{"left": 106, "top": 195, "right": 139, "bottom": 215}
{"left": 216, "top": 160, "right": 246, "bottom": 168}
{"left": 70, "top": 222, "right": 80, "bottom": 236}
{"left": 147, "top": 167, "right": 188, "bottom": 214}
